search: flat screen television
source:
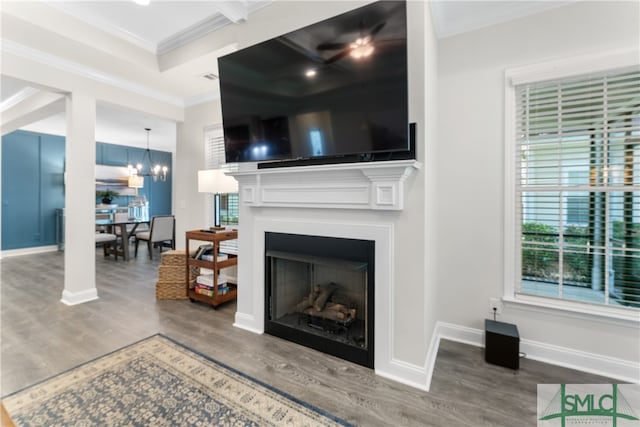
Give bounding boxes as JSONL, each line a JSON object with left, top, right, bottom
{"left": 218, "top": 0, "right": 410, "bottom": 167}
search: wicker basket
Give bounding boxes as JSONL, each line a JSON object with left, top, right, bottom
{"left": 157, "top": 265, "right": 192, "bottom": 283}
{"left": 155, "top": 281, "right": 187, "bottom": 300}
{"left": 160, "top": 250, "right": 190, "bottom": 267}
{"left": 156, "top": 250, "right": 196, "bottom": 300}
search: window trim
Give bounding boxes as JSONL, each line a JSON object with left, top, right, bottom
{"left": 503, "top": 47, "right": 640, "bottom": 323}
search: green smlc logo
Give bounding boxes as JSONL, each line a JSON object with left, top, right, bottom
{"left": 540, "top": 384, "right": 639, "bottom": 426}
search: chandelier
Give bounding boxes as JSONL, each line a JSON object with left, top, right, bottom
{"left": 128, "top": 128, "right": 168, "bottom": 182}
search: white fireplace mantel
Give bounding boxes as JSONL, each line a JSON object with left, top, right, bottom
{"left": 229, "top": 160, "right": 421, "bottom": 211}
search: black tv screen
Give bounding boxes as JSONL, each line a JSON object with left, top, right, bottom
{"left": 218, "top": 1, "right": 409, "bottom": 165}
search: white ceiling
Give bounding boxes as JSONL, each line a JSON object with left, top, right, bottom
{"left": 46, "top": 0, "right": 270, "bottom": 54}
{"left": 1, "top": 0, "right": 577, "bottom": 151}
{"left": 49, "top": 1, "right": 233, "bottom": 52}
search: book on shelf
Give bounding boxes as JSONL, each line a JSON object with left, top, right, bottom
{"left": 194, "top": 282, "right": 229, "bottom": 290}
{"left": 194, "top": 288, "right": 229, "bottom": 297}
{"left": 192, "top": 244, "right": 228, "bottom": 262}
{"left": 194, "top": 283, "right": 230, "bottom": 297}
{"left": 194, "top": 287, "right": 214, "bottom": 297}
{"left": 195, "top": 274, "right": 228, "bottom": 288}
{"left": 201, "top": 253, "right": 228, "bottom": 262}
{"left": 192, "top": 244, "right": 213, "bottom": 260}
{"left": 194, "top": 282, "right": 227, "bottom": 291}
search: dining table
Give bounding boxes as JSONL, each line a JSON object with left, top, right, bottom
{"left": 96, "top": 218, "right": 150, "bottom": 261}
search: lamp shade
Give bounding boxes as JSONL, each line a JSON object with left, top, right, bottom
{"left": 198, "top": 169, "right": 238, "bottom": 194}
{"left": 128, "top": 175, "right": 144, "bottom": 188}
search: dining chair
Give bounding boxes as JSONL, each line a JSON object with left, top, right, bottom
{"left": 134, "top": 215, "right": 175, "bottom": 260}
{"left": 95, "top": 232, "right": 119, "bottom": 260}
{"left": 113, "top": 212, "right": 143, "bottom": 244}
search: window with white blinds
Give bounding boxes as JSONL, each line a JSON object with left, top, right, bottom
{"left": 205, "top": 125, "right": 227, "bottom": 169}
{"left": 204, "top": 125, "right": 239, "bottom": 253}
{"left": 515, "top": 68, "right": 640, "bottom": 310}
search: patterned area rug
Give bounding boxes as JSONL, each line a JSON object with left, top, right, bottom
{"left": 2, "top": 334, "right": 353, "bottom": 426}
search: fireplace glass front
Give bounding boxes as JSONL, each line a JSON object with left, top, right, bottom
{"left": 265, "top": 232, "right": 374, "bottom": 367}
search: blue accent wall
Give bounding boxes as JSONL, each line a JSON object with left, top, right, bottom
{"left": 1, "top": 131, "right": 65, "bottom": 249}
{"left": 1, "top": 130, "right": 173, "bottom": 250}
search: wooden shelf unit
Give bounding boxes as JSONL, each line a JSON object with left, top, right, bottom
{"left": 185, "top": 229, "right": 238, "bottom": 308}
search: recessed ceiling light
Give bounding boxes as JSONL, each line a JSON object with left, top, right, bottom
{"left": 132, "top": 0, "right": 150, "bottom": 6}
{"left": 305, "top": 69, "right": 317, "bottom": 78}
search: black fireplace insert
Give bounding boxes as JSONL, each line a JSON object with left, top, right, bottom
{"left": 265, "top": 232, "right": 374, "bottom": 367}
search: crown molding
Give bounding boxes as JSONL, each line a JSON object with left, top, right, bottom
{"left": 158, "top": 13, "right": 231, "bottom": 56}
{"left": 44, "top": 2, "right": 157, "bottom": 53}
{"left": 157, "top": 0, "right": 271, "bottom": 55}
{"left": 2, "top": 39, "right": 184, "bottom": 107}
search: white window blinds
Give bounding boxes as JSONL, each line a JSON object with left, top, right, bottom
{"left": 515, "top": 68, "right": 640, "bottom": 309}
{"left": 205, "top": 125, "right": 227, "bottom": 169}
{"left": 204, "top": 126, "right": 239, "bottom": 254}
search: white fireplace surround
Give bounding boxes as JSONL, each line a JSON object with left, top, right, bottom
{"left": 231, "top": 160, "right": 420, "bottom": 211}
{"left": 230, "top": 160, "right": 429, "bottom": 390}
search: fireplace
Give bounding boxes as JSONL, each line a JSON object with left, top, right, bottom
{"left": 230, "top": 160, "right": 422, "bottom": 387}
{"left": 265, "top": 232, "right": 374, "bottom": 367}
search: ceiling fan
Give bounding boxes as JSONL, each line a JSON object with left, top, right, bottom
{"left": 316, "top": 21, "right": 387, "bottom": 64}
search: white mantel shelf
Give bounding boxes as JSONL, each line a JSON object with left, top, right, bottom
{"left": 229, "top": 159, "right": 421, "bottom": 211}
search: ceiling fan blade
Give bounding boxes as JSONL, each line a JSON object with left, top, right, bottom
{"left": 317, "top": 42, "right": 350, "bottom": 51}
{"left": 324, "top": 49, "right": 351, "bottom": 64}
{"left": 369, "top": 21, "right": 386, "bottom": 37}
{"left": 375, "top": 39, "right": 405, "bottom": 47}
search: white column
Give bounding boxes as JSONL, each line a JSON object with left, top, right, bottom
{"left": 61, "top": 93, "right": 98, "bottom": 305}
{"left": 233, "top": 175, "right": 261, "bottom": 333}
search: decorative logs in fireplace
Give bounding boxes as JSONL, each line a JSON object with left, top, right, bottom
{"left": 294, "top": 282, "right": 357, "bottom": 333}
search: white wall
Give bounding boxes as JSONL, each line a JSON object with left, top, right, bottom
{"left": 422, "top": 0, "right": 440, "bottom": 385}
{"left": 437, "top": 1, "right": 640, "bottom": 364}
{"left": 175, "top": 101, "right": 222, "bottom": 244}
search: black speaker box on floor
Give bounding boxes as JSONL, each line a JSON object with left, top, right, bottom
{"left": 484, "top": 319, "right": 520, "bottom": 370}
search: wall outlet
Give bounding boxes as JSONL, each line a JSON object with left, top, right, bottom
{"left": 489, "top": 298, "right": 503, "bottom": 315}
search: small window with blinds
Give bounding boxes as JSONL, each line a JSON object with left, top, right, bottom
{"left": 515, "top": 68, "right": 640, "bottom": 310}
{"left": 204, "top": 125, "right": 239, "bottom": 234}
{"left": 205, "top": 125, "right": 227, "bottom": 169}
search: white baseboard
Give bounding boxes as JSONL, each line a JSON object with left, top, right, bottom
{"left": 60, "top": 288, "right": 98, "bottom": 305}
{"left": 233, "top": 312, "right": 263, "bottom": 335}
{"left": 424, "top": 322, "right": 443, "bottom": 391}
{"left": 520, "top": 339, "right": 640, "bottom": 384}
{"left": 375, "top": 359, "right": 429, "bottom": 392}
{"left": 0, "top": 245, "right": 59, "bottom": 259}
{"left": 432, "top": 321, "right": 640, "bottom": 384}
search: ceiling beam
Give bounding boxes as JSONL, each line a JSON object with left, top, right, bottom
{"left": 0, "top": 87, "right": 40, "bottom": 112}
{"left": 1, "top": 90, "right": 65, "bottom": 136}
{"left": 212, "top": 1, "right": 248, "bottom": 23}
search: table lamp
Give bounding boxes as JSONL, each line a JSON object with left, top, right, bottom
{"left": 128, "top": 174, "right": 144, "bottom": 194}
{"left": 198, "top": 169, "right": 238, "bottom": 228}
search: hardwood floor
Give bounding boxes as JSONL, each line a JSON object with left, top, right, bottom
{"left": 1, "top": 249, "right": 612, "bottom": 426}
